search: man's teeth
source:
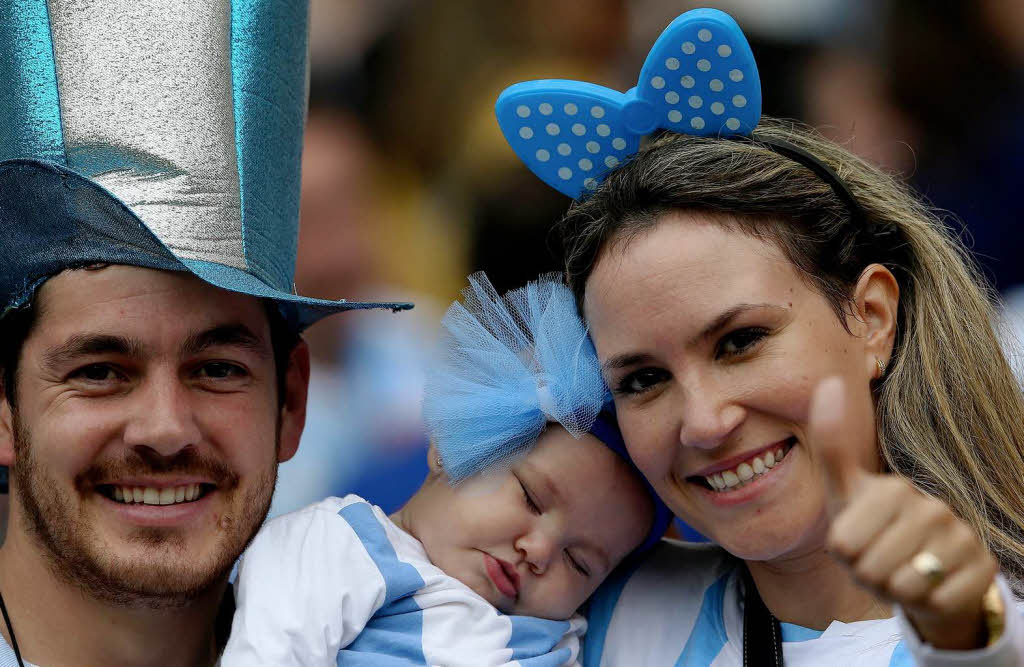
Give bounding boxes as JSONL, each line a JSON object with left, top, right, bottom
{"left": 110, "top": 484, "right": 203, "bottom": 505}
{"left": 705, "top": 446, "right": 788, "bottom": 491}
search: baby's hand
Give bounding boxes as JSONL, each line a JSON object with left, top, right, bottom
{"left": 810, "top": 378, "right": 999, "bottom": 650}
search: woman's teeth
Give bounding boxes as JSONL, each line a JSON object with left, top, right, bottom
{"left": 704, "top": 444, "right": 790, "bottom": 491}
{"left": 109, "top": 484, "right": 204, "bottom": 505}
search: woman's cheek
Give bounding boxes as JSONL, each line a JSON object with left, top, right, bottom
{"left": 617, "top": 407, "right": 677, "bottom": 482}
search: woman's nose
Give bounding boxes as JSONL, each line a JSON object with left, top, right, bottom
{"left": 677, "top": 376, "right": 745, "bottom": 450}
{"left": 122, "top": 371, "right": 201, "bottom": 456}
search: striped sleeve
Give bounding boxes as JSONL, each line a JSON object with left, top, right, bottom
{"left": 221, "top": 496, "right": 388, "bottom": 665}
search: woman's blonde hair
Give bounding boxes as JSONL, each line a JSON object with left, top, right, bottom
{"left": 558, "top": 117, "right": 1024, "bottom": 590}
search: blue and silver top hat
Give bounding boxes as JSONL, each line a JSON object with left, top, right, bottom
{"left": 423, "top": 272, "right": 672, "bottom": 552}
{"left": 495, "top": 8, "right": 761, "bottom": 200}
{"left": 0, "top": 0, "right": 411, "bottom": 331}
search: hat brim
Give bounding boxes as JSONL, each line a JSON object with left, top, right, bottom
{"left": 0, "top": 160, "right": 412, "bottom": 330}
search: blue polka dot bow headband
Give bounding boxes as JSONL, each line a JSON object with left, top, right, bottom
{"left": 495, "top": 8, "right": 761, "bottom": 200}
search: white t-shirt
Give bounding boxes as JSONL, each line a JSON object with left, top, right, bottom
{"left": 583, "top": 540, "right": 1024, "bottom": 666}
{"left": 221, "top": 495, "right": 585, "bottom": 666}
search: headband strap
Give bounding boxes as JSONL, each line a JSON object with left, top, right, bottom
{"left": 749, "top": 134, "right": 867, "bottom": 225}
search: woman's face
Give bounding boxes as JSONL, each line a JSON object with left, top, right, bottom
{"left": 584, "top": 212, "right": 896, "bottom": 562}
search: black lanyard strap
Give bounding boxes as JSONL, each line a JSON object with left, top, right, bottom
{"left": 0, "top": 588, "right": 25, "bottom": 667}
{"left": 742, "top": 565, "right": 783, "bottom": 667}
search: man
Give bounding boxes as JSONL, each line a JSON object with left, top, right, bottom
{"left": 0, "top": 1, "right": 408, "bottom": 664}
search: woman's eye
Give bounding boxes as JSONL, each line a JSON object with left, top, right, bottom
{"left": 615, "top": 367, "right": 670, "bottom": 395}
{"left": 519, "top": 479, "right": 541, "bottom": 515}
{"left": 197, "top": 362, "right": 247, "bottom": 379}
{"left": 70, "top": 364, "right": 120, "bottom": 383}
{"left": 717, "top": 327, "right": 769, "bottom": 358}
{"left": 564, "top": 550, "right": 590, "bottom": 577}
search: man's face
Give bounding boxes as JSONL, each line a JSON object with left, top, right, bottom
{"left": 0, "top": 266, "right": 307, "bottom": 607}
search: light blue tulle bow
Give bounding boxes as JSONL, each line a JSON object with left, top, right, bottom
{"left": 423, "top": 272, "right": 608, "bottom": 482}
{"left": 495, "top": 8, "right": 761, "bottom": 200}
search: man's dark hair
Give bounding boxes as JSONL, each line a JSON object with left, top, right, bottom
{"left": 0, "top": 297, "right": 301, "bottom": 409}
{"left": 264, "top": 302, "right": 302, "bottom": 404}
{"left": 0, "top": 304, "right": 36, "bottom": 408}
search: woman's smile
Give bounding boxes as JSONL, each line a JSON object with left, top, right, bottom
{"left": 687, "top": 436, "right": 795, "bottom": 492}
{"left": 683, "top": 435, "right": 796, "bottom": 501}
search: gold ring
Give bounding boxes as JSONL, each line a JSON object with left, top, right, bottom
{"left": 911, "top": 551, "right": 946, "bottom": 585}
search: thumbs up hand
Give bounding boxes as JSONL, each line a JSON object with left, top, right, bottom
{"left": 810, "top": 377, "right": 999, "bottom": 650}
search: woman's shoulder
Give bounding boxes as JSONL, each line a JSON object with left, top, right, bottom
{"left": 583, "top": 540, "right": 744, "bottom": 665}
{"left": 593, "top": 539, "right": 738, "bottom": 612}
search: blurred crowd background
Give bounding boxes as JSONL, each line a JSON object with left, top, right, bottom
{"left": 270, "top": 0, "right": 1024, "bottom": 521}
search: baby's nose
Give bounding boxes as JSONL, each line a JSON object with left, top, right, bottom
{"left": 518, "top": 530, "right": 556, "bottom": 575}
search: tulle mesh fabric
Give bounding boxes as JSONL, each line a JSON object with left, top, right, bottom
{"left": 423, "top": 272, "right": 608, "bottom": 482}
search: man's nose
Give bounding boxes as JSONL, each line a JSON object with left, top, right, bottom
{"left": 121, "top": 370, "right": 201, "bottom": 455}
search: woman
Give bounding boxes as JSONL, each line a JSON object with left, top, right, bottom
{"left": 556, "top": 118, "right": 1024, "bottom": 664}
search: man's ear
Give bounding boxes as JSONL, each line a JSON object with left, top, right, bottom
{"left": 852, "top": 263, "right": 900, "bottom": 378}
{"left": 0, "top": 384, "right": 14, "bottom": 467}
{"left": 277, "top": 340, "right": 310, "bottom": 463}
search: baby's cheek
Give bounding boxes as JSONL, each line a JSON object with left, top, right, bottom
{"left": 552, "top": 576, "right": 592, "bottom": 619}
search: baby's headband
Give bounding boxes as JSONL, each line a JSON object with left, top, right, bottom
{"left": 422, "top": 273, "right": 672, "bottom": 550}
{"left": 423, "top": 272, "right": 608, "bottom": 483}
{"left": 495, "top": 8, "right": 866, "bottom": 223}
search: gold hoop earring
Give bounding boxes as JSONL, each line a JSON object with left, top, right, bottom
{"left": 876, "top": 357, "right": 886, "bottom": 379}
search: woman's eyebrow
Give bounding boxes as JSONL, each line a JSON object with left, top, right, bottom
{"left": 602, "top": 352, "right": 656, "bottom": 373}
{"left": 600, "top": 303, "right": 786, "bottom": 372}
{"left": 697, "top": 302, "right": 782, "bottom": 344}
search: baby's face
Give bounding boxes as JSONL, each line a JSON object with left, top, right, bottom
{"left": 417, "top": 426, "right": 654, "bottom": 620}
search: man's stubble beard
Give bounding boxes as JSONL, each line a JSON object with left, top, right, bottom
{"left": 10, "top": 412, "right": 277, "bottom": 610}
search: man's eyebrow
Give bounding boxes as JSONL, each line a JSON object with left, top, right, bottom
{"left": 181, "top": 324, "right": 269, "bottom": 358}
{"left": 42, "top": 334, "right": 143, "bottom": 370}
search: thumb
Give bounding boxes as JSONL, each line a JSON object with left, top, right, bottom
{"left": 807, "top": 376, "right": 871, "bottom": 512}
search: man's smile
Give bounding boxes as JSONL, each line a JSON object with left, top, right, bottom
{"left": 100, "top": 482, "right": 213, "bottom": 506}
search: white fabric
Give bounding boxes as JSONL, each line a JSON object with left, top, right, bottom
{"left": 584, "top": 540, "right": 1024, "bottom": 666}
{"left": 222, "top": 495, "right": 585, "bottom": 666}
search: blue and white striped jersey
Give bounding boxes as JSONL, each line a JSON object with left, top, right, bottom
{"left": 221, "top": 495, "right": 585, "bottom": 666}
{"left": 584, "top": 541, "right": 1024, "bottom": 667}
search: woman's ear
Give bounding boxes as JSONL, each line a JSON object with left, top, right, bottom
{"left": 853, "top": 263, "right": 900, "bottom": 377}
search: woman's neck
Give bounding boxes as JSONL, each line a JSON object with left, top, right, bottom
{"left": 746, "top": 549, "right": 891, "bottom": 630}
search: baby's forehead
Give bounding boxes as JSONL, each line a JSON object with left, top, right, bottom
{"left": 524, "top": 428, "right": 651, "bottom": 517}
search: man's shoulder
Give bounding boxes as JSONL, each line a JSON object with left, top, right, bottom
{"left": 251, "top": 495, "right": 383, "bottom": 544}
